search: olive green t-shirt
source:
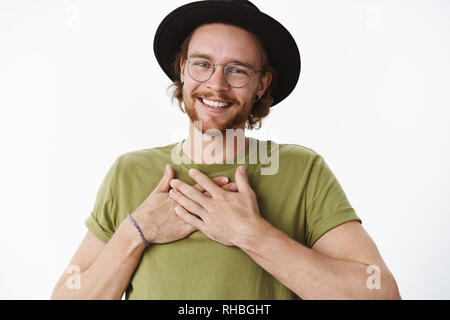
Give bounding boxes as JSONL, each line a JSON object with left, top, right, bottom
{"left": 85, "top": 138, "right": 362, "bottom": 300}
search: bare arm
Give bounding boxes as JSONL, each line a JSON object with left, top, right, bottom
{"left": 51, "top": 222, "right": 146, "bottom": 300}
{"left": 236, "top": 220, "right": 401, "bottom": 300}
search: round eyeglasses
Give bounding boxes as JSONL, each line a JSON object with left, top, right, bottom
{"left": 186, "top": 58, "right": 263, "bottom": 88}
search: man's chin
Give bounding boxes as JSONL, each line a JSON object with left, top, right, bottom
{"left": 192, "top": 119, "right": 229, "bottom": 134}
{"left": 186, "top": 109, "right": 227, "bottom": 133}
{"left": 185, "top": 102, "right": 249, "bottom": 134}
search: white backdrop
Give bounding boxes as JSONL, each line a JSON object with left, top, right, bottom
{"left": 0, "top": 0, "right": 449, "bottom": 299}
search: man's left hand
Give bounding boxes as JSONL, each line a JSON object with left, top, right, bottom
{"left": 168, "top": 166, "right": 263, "bottom": 247}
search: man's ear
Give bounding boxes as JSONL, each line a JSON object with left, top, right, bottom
{"left": 180, "top": 58, "right": 186, "bottom": 83}
{"left": 256, "top": 71, "right": 272, "bottom": 99}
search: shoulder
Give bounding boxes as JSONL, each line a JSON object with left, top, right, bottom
{"left": 112, "top": 142, "right": 178, "bottom": 173}
{"left": 254, "top": 140, "right": 322, "bottom": 177}
{"left": 276, "top": 141, "right": 321, "bottom": 166}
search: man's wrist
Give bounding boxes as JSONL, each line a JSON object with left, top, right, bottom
{"left": 118, "top": 215, "right": 149, "bottom": 255}
{"left": 133, "top": 210, "right": 159, "bottom": 244}
{"left": 127, "top": 214, "right": 150, "bottom": 248}
{"left": 234, "top": 216, "right": 272, "bottom": 250}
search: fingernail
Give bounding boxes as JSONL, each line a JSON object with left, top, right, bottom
{"left": 169, "top": 189, "right": 176, "bottom": 196}
{"left": 222, "top": 177, "right": 229, "bottom": 184}
{"left": 231, "top": 184, "right": 238, "bottom": 191}
{"left": 239, "top": 166, "right": 246, "bottom": 174}
{"left": 170, "top": 179, "right": 176, "bottom": 187}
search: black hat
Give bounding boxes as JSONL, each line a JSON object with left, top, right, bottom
{"left": 153, "top": 0, "right": 301, "bottom": 107}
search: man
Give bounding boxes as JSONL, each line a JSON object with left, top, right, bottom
{"left": 52, "top": 0, "right": 401, "bottom": 300}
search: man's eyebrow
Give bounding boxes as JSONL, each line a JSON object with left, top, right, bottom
{"left": 188, "top": 53, "right": 257, "bottom": 70}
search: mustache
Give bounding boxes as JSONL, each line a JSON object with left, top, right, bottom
{"left": 191, "top": 91, "right": 239, "bottom": 105}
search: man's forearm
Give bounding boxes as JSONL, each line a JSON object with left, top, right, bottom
{"left": 235, "top": 219, "right": 400, "bottom": 300}
{"left": 52, "top": 219, "right": 146, "bottom": 300}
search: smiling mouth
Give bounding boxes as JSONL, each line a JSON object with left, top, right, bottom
{"left": 198, "top": 97, "right": 233, "bottom": 109}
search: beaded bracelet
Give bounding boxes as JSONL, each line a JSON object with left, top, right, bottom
{"left": 127, "top": 214, "right": 150, "bottom": 248}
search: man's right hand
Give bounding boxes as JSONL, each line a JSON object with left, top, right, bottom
{"left": 130, "top": 164, "right": 236, "bottom": 245}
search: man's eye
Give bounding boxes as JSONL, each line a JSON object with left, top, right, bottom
{"left": 194, "top": 62, "right": 211, "bottom": 68}
{"left": 229, "top": 67, "right": 248, "bottom": 74}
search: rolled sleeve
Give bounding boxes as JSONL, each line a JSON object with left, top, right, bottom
{"left": 85, "top": 157, "right": 121, "bottom": 243}
{"left": 305, "top": 155, "right": 362, "bottom": 248}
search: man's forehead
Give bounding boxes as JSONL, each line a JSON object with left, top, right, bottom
{"left": 187, "top": 23, "right": 263, "bottom": 65}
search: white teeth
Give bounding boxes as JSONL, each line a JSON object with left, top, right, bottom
{"left": 202, "top": 99, "right": 230, "bottom": 108}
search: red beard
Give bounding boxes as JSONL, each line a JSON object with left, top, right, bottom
{"left": 183, "top": 88, "right": 253, "bottom": 134}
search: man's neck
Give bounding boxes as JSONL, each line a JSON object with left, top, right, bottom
{"left": 182, "top": 122, "right": 249, "bottom": 165}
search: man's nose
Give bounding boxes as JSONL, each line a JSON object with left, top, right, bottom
{"left": 206, "top": 65, "right": 229, "bottom": 91}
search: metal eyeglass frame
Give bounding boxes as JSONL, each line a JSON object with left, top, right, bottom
{"left": 185, "top": 59, "right": 264, "bottom": 88}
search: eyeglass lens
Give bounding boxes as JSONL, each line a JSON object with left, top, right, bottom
{"left": 188, "top": 58, "right": 253, "bottom": 88}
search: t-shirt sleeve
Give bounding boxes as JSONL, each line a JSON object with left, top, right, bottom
{"left": 84, "top": 157, "right": 121, "bottom": 243}
{"left": 304, "top": 154, "right": 362, "bottom": 248}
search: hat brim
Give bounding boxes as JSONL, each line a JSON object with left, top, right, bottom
{"left": 154, "top": 0, "right": 301, "bottom": 107}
